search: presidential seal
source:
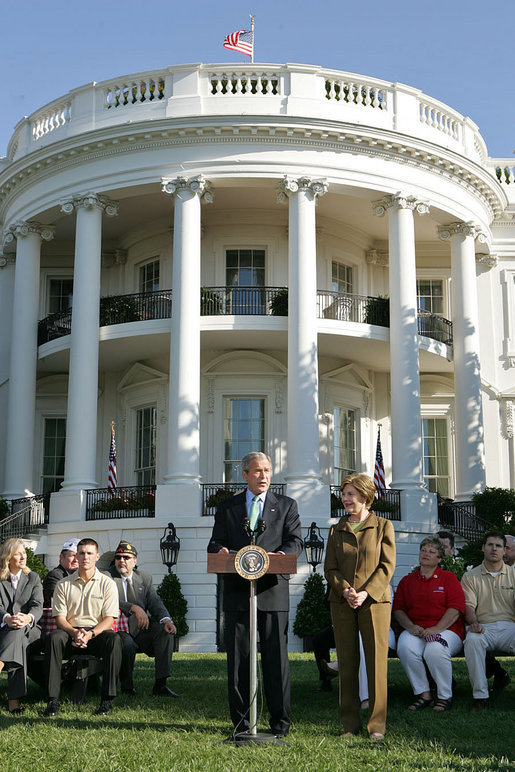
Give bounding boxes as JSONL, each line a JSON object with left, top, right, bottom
{"left": 234, "top": 544, "right": 270, "bottom": 581}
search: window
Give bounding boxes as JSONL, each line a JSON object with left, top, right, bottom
{"left": 333, "top": 407, "right": 357, "bottom": 485}
{"left": 417, "top": 279, "right": 443, "bottom": 316}
{"left": 332, "top": 262, "right": 353, "bottom": 295}
{"left": 226, "top": 249, "right": 266, "bottom": 313}
{"left": 422, "top": 418, "right": 449, "bottom": 497}
{"left": 48, "top": 278, "right": 73, "bottom": 314}
{"left": 139, "top": 260, "right": 160, "bottom": 293}
{"left": 41, "top": 417, "right": 66, "bottom": 493}
{"left": 223, "top": 398, "right": 265, "bottom": 482}
{"left": 135, "top": 406, "right": 157, "bottom": 486}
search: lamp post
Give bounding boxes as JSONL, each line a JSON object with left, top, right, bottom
{"left": 160, "top": 522, "right": 181, "bottom": 573}
{"left": 304, "top": 521, "right": 324, "bottom": 572}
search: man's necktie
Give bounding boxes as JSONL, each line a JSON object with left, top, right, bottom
{"left": 249, "top": 495, "right": 260, "bottom": 532}
{"left": 126, "top": 576, "right": 136, "bottom": 604}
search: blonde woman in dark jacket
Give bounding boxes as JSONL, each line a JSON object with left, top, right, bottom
{"left": 324, "top": 473, "right": 396, "bottom": 741}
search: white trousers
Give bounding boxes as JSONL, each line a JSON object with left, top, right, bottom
{"left": 397, "top": 629, "right": 462, "bottom": 700}
{"left": 463, "top": 621, "right": 515, "bottom": 699}
{"left": 359, "top": 628, "right": 396, "bottom": 702}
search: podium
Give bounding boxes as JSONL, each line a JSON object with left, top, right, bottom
{"left": 208, "top": 549, "right": 297, "bottom": 745}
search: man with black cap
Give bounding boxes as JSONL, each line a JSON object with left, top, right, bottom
{"left": 108, "top": 540, "right": 178, "bottom": 697}
{"left": 43, "top": 539, "right": 80, "bottom": 607}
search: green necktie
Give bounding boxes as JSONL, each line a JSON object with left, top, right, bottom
{"left": 249, "top": 495, "right": 260, "bottom": 532}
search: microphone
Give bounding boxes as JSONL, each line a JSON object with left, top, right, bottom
{"left": 256, "top": 519, "right": 267, "bottom": 537}
{"left": 242, "top": 517, "right": 252, "bottom": 540}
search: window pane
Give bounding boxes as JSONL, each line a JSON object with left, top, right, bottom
{"left": 48, "top": 279, "right": 73, "bottom": 314}
{"left": 41, "top": 417, "right": 66, "bottom": 493}
{"left": 223, "top": 398, "right": 265, "bottom": 482}
{"left": 422, "top": 417, "right": 449, "bottom": 496}
{"left": 135, "top": 406, "right": 157, "bottom": 485}
{"left": 417, "top": 279, "right": 444, "bottom": 316}
{"left": 333, "top": 407, "right": 357, "bottom": 485}
{"left": 331, "top": 261, "right": 353, "bottom": 294}
{"left": 139, "top": 260, "right": 160, "bottom": 293}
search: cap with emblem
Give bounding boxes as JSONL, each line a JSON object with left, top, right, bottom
{"left": 62, "top": 538, "right": 80, "bottom": 553}
{"left": 115, "top": 540, "right": 138, "bottom": 557}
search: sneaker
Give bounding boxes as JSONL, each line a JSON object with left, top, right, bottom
{"left": 94, "top": 700, "right": 113, "bottom": 715}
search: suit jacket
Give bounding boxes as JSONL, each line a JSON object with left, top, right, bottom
{"left": 324, "top": 511, "right": 396, "bottom": 604}
{"left": 43, "top": 564, "right": 69, "bottom": 607}
{"left": 108, "top": 567, "right": 170, "bottom": 637}
{"left": 207, "top": 489, "right": 303, "bottom": 612}
{"left": 0, "top": 571, "right": 44, "bottom": 630}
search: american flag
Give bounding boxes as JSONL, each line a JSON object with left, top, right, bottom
{"left": 223, "top": 29, "right": 254, "bottom": 58}
{"left": 108, "top": 422, "right": 117, "bottom": 492}
{"left": 373, "top": 427, "right": 386, "bottom": 493}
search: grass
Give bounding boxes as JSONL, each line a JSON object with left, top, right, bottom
{"left": 0, "top": 654, "right": 512, "bottom": 771}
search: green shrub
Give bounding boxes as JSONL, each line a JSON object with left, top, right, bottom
{"left": 364, "top": 295, "right": 389, "bottom": 327}
{"left": 157, "top": 571, "right": 189, "bottom": 638}
{"left": 26, "top": 548, "right": 48, "bottom": 581}
{"left": 269, "top": 287, "right": 288, "bottom": 316}
{"left": 459, "top": 487, "right": 515, "bottom": 568}
{"left": 0, "top": 497, "right": 10, "bottom": 521}
{"left": 293, "top": 571, "right": 331, "bottom": 638}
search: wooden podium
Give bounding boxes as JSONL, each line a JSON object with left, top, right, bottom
{"left": 208, "top": 550, "right": 297, "bottom": 745}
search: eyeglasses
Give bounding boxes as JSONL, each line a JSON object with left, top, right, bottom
{"left": 115, "top": 554, "right": 134, "bottom": 560}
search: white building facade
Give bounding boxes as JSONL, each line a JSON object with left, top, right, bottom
{"left": 0, "top": 63, "right": 513, "bottom": 651}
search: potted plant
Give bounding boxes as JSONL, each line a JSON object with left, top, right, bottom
{"left": 200, "top": 286, "right": 223, "bottom": 315}
{"left": 293, "top": 571, "right": 331, "bottom": 651}
{"left": 364, "top": 295, "right": 389, "bottom": 327}
{"left": 269, "top": 287, "right": 288, "bottom": 316}
{"left": 157, "top": 571, "right": 189, "bottom": 650}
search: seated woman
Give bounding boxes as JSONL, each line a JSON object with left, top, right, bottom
{"left": 0, "top": 538, "right": 43, "bottom": 713}
{"left": 393, "top": 536, "right": 465, "bottom": 712}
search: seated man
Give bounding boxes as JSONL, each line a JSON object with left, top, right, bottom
{"left": 108, "top": 540, "right": 178, "bottom": 697}
{"left": 44, "top": 537, "right": 122, "bottom": 717}
{"left": 461, "top": 530, "right": 515, "bottom": 709}
{"left": 505, "top": 535, "right": 515, "bottom": 567}
{"left": 43, "top": 539, "right": 79, "bottom": 607}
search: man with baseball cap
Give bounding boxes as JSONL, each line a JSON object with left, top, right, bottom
{"left": 108, "top": 540, "right": 178, "bottom": 697}
{"left": 43, "top": 539, "right": 80, "bottom": 607}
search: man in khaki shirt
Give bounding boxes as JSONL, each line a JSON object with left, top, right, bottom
{"left": 44, "top": 538, "right": 122, "bottom": 717}
{"left": 461, "top": 530, "right": 515, "bottom": 708}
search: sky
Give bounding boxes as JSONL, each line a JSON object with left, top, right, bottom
{"left": 0, "top": 0, "right": 513, "bottom": 160}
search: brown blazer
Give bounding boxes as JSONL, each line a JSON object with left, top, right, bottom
{"left": 324, "top": 511, "right": 396, "bottom": 604}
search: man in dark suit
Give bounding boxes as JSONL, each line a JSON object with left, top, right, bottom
{"left": 108, "top": 540, "right": 178, "bottom": 697}
{"left": 207, "top": 451, "right": 303, "bottom": 737}
{"left": 43, "top": 538, "right": 79, "bottom": 607}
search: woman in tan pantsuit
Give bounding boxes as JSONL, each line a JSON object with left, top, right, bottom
{"left": 324, "top": 473, "right": 396, "bottom": 741}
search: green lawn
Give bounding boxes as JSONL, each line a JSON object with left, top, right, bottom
{"left": 0, "top": 654, "right": 512, "bottom": 771}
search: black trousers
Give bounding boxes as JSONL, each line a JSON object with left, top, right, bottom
{"left": 224, "top": 609, "right": 290, "bottom": 735}
{"left": 45, "top": 629, "right": 122, "bottom": 700}
{"left": 118, "top": 622, "right": 175, "bottom": 687}
{"left": 313, "top": 625, "right": 335, "bottom": 683}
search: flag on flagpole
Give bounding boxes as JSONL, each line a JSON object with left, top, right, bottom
{"left": 108, "top": 422, "right": 117, "bottom": 492}
{"left": 373, "top": 427, "right": 386, "bottom": 493}
{"left": 223, "top": 28, "right": 254, "bottom": 58}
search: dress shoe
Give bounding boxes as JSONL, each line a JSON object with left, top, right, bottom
{"left": 492, "top": 669, "right": 511, "bottom": 691}
{"left": 152, "top": 684, "right": 179, "bottom": 698}
{"left": 316, "top": 680, "right": 333, "bottom": 692}
{"left": 44, "top": 699, "right": 60, "bottom": 717}
{"left": 471, "top": 698, "right": 489, "bottom": 710}
{"left": 94, "top": 700, "right": 113, "bottom": 715}
{"left": 8, "top": 706, "right": 25, "bottom": 715}
{"left": 121, "top": 685, "right": 137, "bottom": 696}
{"left": 320, "top": 659, "right": 338, "bottom": 679}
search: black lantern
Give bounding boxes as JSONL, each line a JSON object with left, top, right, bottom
{"left": 160, "top": 522, "right": 181, "bottom": 573}
{"left": 304, "top": 521, "right": 325, "bottom": 572}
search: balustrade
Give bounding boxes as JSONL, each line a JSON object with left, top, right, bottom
{"left": 325, "top": 78, "right": 387, "bottom": 110}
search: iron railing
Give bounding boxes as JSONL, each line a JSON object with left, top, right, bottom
{"left": 202, "top": 482, "right": 286, "bottom": 516}
{"left": 330, "top": 485, "right": 401, "bottom": 521}
{"left": 200, "top": 286, "right": 288, "bottom": 316}
{"left": 0, "top": 493, "right": 50, "bottom": 540}
{"left": 417, "top": 311, "right": 453, "bottom": 345}
{"left": 437, "top": 499, "right": 488, "bottom": 541}
{"left": 318, "top": 291, "right": 389, "bottom": 326}
{"left": 86, "top": 486, "right": 156, "bottom": 520}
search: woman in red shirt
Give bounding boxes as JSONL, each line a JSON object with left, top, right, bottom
{"left": 393, "top": 536, "right": 466, "bottom": 711}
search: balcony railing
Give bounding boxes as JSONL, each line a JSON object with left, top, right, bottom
{"left": 86, "top": 486, "right": 156, "bottom": 520}
{"left": 0, "top": 493, "right": 50, "bottom": 540}
{"left": 330, "top": 485, "right": 401, "bottom": 521}
{"left": 38, "top": 287, "right": 452, "bottom": 348}
{"left": 202, "top": 483, "right": 286, "bottom": 516}
{"left": 437, "top": 499, "right": 488, "bottom": 541}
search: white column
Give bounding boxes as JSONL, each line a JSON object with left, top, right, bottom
{"left": 279, "top": 176, "right": 327, "bottom": 512}
{"left": 60, "top": 193, "right": 118, "bottom": 491}
{"left": 159, "top": 176, "right": 211, "bottom": 513}
{"left": 374, "top": 194, "right": 428, "bottom": 491}
{"left": 440, "top": 222, "right": 485, "bottom": 499}
{"left": 3, "top": 222, "right": 54, "bottom": 498}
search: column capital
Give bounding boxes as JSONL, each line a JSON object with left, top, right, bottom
{"left": 60, "top": 193, "right": 119, "bottom": 217}
{"left": 372, "top": 193, "right": 430, "bottom": 217}
{"left": 476, "top": 253, "right": 497, "bottom": 269}
{"left": 277, "top": 176, "right": 328, "bottom": 203}
{"left": 161, "top": 174, "right": 213, "bottom": 202}
{"left": 366, "top": 249, "right": 389, "bottom": 266}
{"left": 438, "top": 221, "right": 480, "bottom": 241}
{"left": 3, "top": 220, "right": 55, "bottom": 246}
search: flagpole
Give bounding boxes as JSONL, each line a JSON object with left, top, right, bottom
{"left": 250, "top": 13, "right": 255, "bottom": 63}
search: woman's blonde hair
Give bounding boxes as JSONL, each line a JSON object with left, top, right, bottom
{"left": 420, "top": 536, "right": 445, "bottom": 562}
{"left": 0, "top": 538, "right": 31, "bottom": 580}
{"left": 340, "top": 473, "right": 376, "bottom": 509}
